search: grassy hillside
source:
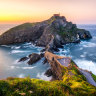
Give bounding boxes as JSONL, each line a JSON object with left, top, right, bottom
{"left": 4, "top": 23, "right": 36, "bottom": 33}
{"left": 0, "top": 61, "right": 96, "bottom": 96}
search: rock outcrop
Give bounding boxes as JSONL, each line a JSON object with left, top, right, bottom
{"left": 44, "top": 51, "right": 71, "bottom": 80}
{"left": 19, "top": 53, "right": 44, "bottom": 65}
{"left": 27, "top": 53, "right": 43, "bottom": 65}
{"left": 0, "top": 15, "right": 92, "bottom": 52}
{"left": 77, "top": 29, "right": 92, "bottom": 39}
{"left": 18, "top": 57, "right": 29, "bottom": 62}
{"left": 44, "top": 51, "right": 96, "bottom": 87}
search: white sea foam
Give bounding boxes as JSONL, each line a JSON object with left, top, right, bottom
{"left": 18, "top": 74, "right": 25, "bottom": 78}
{"left": 82, "top": 42, "right": 96, "bottom": 48}
{"left": 1, "top": 45, "right": 11, "bottom": 47}
{"left": 10, "top": 65, "right": 36, "bottom": 70}
{"left": 10, "top": 66, "right": 20, "bottom": 69}
{"left": 22, "top": 66, "right": 36, "bottom": 69}
{"left": 80, "top": 52, "right": 87, "bottom": 57}
{"left": 37, "top": 72, "right": 52, "bottom": 81}
{"left": 11, "top": 50, "right": 30, "bottom": 53}
{"left": 13, "top": 59, "right": 21, "bottom": 65}
{"left": 23, "top": 42, "right": 32, "bottom": 46}
{"left": 74, "top": 59, "right": 96, "bottom": 75}
{"left": 62, "top": 50, "right": 68, "bottom": 53}
{"left": 11, "top": 46, "right": 21, "bottom": 49}
{"left": 79, "top": 48, "right": 83, "bottom": 50}
{"left": 80, "top": 55, "right": 85, "bottom": 58}
{"left": 84, "top": 52, "right": 87, "bottom": 55}
{"left": 93, "top": 36, "right": 96, "bottom": 40}
{"left": 10, "top": 66, "right": 15, "bottom": 69}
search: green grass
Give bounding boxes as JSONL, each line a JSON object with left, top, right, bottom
{"left": 47, "top": 17, "right": 56, "bottom": 25}
{"left": 92, "top": 74, "right": 96, "bottom": 82}
{"left": 4, "top": 23, "right": 37, "bottom": 34}
{"left": 62, "top": 61, "right": 96, "bottom": 96}
{"left": 0, "top": 61, "right": 96, "bottom": 96}
{"left": 0, "top": 77, "right": 73, "bottom": 96}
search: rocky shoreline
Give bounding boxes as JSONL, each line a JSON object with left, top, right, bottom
{"left": 0, "top": 15, "right": 92, "bottom": 52}
{"left": 18, "top": 51, "right": 96, "bottom": 86}
{"left": 0, "top": 15, "right": 95, "bottom": 87}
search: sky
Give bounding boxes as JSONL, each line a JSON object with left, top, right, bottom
{"left": 0, "top": 0, "right": 96, "bottom": 24}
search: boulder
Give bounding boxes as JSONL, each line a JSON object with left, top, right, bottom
{"left": 44, "top": 51, "right": 64, "bottom": 80}
{"left": 27, "top": 53, "right": 44, "bottom": 65}
{"left": 77, "top": 29, "right": 92, "bottom": 39}
{"left": 44, "top": 69, "right": 53, "bottom": 77}
{"left": 18, "top": 57, "right": 29, "bottom": 62}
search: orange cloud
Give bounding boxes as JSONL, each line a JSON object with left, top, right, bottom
{"left": 0, "top": 0, "right": 96, "bottom": 24}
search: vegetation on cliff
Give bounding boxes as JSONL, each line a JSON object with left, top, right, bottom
{"left": 0, "top": 15, "right": 94, "bottom": 96}
{"left": 92, "top": 73, "right": 96, "bottom": 82}
{"left": 0, "top": 52, "right": 96, "bottom": 96}
{"left": 0, "top": 63, "right": 96, "bottom": 96}
{"left": 0, "top": 15, "right": 92, "bottom": 50}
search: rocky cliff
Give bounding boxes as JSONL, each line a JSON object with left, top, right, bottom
{"left": 1, "top": 52, "right": 96, "bottom": 96}
{"left": 0, "top": 15, "right": 92, "bottom": 51}
{"left": 44, "top": 51, "right": 96, "bottom": 87}
{"left": 18, "top": 51, "right": 96, "bottom": 87}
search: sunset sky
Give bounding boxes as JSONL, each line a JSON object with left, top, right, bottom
{"left": 0, "top": 0, "right": 96, "bottom": 24}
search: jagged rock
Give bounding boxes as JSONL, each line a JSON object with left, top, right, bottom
{"left": 0, "top": 23, "right": 48, "bottom": 45}
{"left": 0, "top": 15, "right": 92, "bottom": 52}
{"left": 43, "top": 58, "right": 48, "bottom": 64}
{"left": 77, "top": 29, "right": 92, "bottom": 39}
{"left": 27, "top": 53, "right": 44, "bottom": 65}
{"left": 44, "top": 51, "right": 65, "bottom": 80}
{"left": 18, "top": 57, "right": 29, "bottom": 62}
{"left": 44, "top": 69, "right": 53, "bottom": 77}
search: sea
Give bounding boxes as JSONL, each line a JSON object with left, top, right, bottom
{"left": 0, "top": 24, "right": 96, "bottom": 80}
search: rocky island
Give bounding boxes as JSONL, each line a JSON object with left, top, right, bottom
{"left": 0, "top": 14, "right": 96, "bottom": 96}
{"left": 0, "top": 14, "right": 92, "bottom": 51}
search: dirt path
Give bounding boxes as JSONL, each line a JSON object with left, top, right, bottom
{"left": 58, "top": 58, "right": 96, "bottom": 87}
{"left": 57, "top": 58, "right": 71, "bottom": 67}
{"left": 79, "top": 69, "right": 96, "bottom": 87}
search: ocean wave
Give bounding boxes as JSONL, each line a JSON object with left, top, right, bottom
{"left": 80, "top": 52, "right": 87, "bottom": 57}
{"left": 18, "top": 74, "right": 25, "bottom": 78}
{"left": 22, "top": 66, "right": 36, "bottom": 69}
{"left": 10, "top": 66, "right": 16, "bottom": 69}
{"left": 93, "top": 36, "right": 96, "bottom": 40}
{"left": 80, "top": 55, "right": 85, "bottom": 58}
{"left": 37, "top": 72, "right": 52, "bottom": 81}
{"left": 74, "top": 59, "right": 96, "bottom": 75}
{"left": 1, "top": 45, "right": 11, "bottom": 47}
{"left": 13, "top": 59, "right": 21, "bottom": 65}
{"left": 22, "top": 43, "right": 43, "bottom": 51}
{"left": 13, "top": 59, "right": 29, "bottom": 65}
{"left": 10, "top": 66, "right": 20, "bottom": 69}
{"left": 84, "top": 52, "right": 87, "bottom": 55}
{"left": 10, "top": 65, "right": 36, "bottom": 70}
{"left": 11, "top": 46, "right": 21, "bottom": 49}
{"left": 79, "top": 48, "right": 83, "bottom": 50}
{"left": 81, "top": 42, "right": 96, "bottom": 48}
{"left": 11, "top": 50, "right": 30, "bottom": 53}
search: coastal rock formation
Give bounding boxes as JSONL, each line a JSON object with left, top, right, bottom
{"left": 44, "top": 51, "right": 96, "bottom": 87}
{"left": 0, "top": 51, "right": 96, "bottom": 96}
{"left": 77, "top": 29, "right": 92, "bottom": 39}
{"left": 19, "top": 53, "right": 44, "bottom": 65}
{"left": 18, "top": 51, "right": 96, "bottom": 87}
{"left": 27, "top": 53, "right": 43, "bottom": 65}
{"left": 0, "top": 15, "right": 92, "bottom": 52}
{"left": 18, "top": 57, "right": 29, "bottom": 62}
{"left": 44, "top": 51, "right": 71, "bottom": 80}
